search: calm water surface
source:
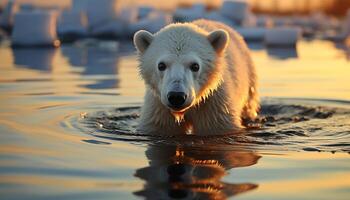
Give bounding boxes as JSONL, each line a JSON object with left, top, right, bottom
{"left": 0, "top": 40, "right": 350, "bottom": 200}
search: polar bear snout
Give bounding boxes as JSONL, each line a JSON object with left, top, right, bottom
{"left": 167, "top": 92, "right": 187, "bottom": 109}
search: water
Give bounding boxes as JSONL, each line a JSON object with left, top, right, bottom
{"left": 0, "top": 40, "right": 350, "bottom": 200}
{"left": 79, "top": 98, "right": 350, "bottom": 153}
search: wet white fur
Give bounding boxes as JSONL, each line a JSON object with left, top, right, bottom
{"left": 134, "top": 19, "right": 259, "bottom": 135}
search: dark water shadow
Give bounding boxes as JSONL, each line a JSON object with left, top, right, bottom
{"left": 247, "top": 42, "right": 265, "bottom": 51}
{"left": 266, "top": 47, "right": 298, "bottom": 60}
{"left": 13, "top": 47, "right": 57, "bottom": 71}
{"left": 334, "top": 41, "right": 350, "bottom": 61}
{"left": 134, "top": 144, "right": 259, "bottom": 200}
{"left": 61, "top": 44, "right": 122, "bottom": 90}
{"left": 84, "top": 48, "right": 120, "bottom": 76}
{"left": 61, "top": 45, "right": 120, "bottom": 75}
{"left": 77, "top": 98, "right": 350, "bottom": 153}
{"left": 117, "top": 41, "right": 137, "bottom": 56}
{"left": 60, "top": 45, "right": 88, "bottom": 67}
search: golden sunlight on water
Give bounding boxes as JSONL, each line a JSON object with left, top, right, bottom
{"left": 253, "top": 41, "right": 350, "bottom": 100}
{"left": 0, "top": 34, "right": 350, "bottom": 199}
{"left": 234, "top": 152, "right": 350, "bottom": 199}
{"left": 0, "top": 1, "right": 349, "bottom": 200}
{"left": 118, "top": 55, "right": 145, "bottom": 97}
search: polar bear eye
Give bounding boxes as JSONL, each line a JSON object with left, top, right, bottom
{"left": 190, "top": 63, "right": 200, "bottom": 72}
{"left": 158, "top": 62, "right": 166, "bottom": 71}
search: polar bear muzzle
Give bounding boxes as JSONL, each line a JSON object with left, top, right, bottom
{"left": 167, "top": 91, "right": 187, "bottom": 110}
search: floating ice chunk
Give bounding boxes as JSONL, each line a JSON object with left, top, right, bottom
{"left": 0, "top": 0, "right": 18, "bottom": 31}
{"left": 19, "top": 3, "right": 35, "bottom": 12}
{"left": 0, "top": 29, "right": 7, "bottom": 41}
{"left": 322, "top": 17, "right": 342, "bottom": 40}
{"left": 246, "top": 42, "right": 264, "bottom": 51}
{"left": 340, "top": 10, "right": 350, "bottom": 39}
{"left": 243, "top": 11, "right": 257, "bottom": 27}
{"left": 117, "top": 7, "right": 138, "bottom": 24}
{"left": 192, "top": 3, "right": 206, "bottom": 12}
{"left": 173, "top": 8, "right": 196, "bottom": 22}
{"left": 86, "top": 0, "right": 118, "bottom": 29}
{"left": 272, "top": 16, "right": 292, "bottom": 27}
{"left": 310, "top": 12, "right": 332, "bottom": 31}
{"left": 90, "top": 20, "right": 126, "bottom": 38}
{"left": 220, "top": 0, "right": 249, "bottom": 25}
{"left": 203, "top": 11, "right": 237, "bottom": 27}
{"left": 265, "top": 28, "right": 301, "bottom": 47}
{"left": 128, "top": 11, "right": 171, "bottom": 35}
{"left": 291, "top": 16, "right": 322, "bottom": 38}
{"left": 236, "top": 27, "right": 266, "bottom": 41}
{"left": 173, "top": 3, "right": 206, "bottom": 22}
{"left": 291, "top": 16, "right": 311, "bottom": 27}
{"left": 57, "top": 10, "right": 88, "bottom": 42}
{"left": 256, "top": 15, "right": 273, "bottom": 28}
{"left": 12, "top": 11, "right": 59, "bottom": 47}
{"left": 267, "top": 47, "right": 298, "bottom": 59}
{"left": 89, "top": 7, "right": 137, "bottom": 38}
{"left": 72, "top": 0, "right": 89, "bottom": 12}
{"left": 137, "top": 6, "right": 153, "bottom": 19}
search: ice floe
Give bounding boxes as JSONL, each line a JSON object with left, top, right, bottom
{"left": 12, "top": 11, "right": 59, "bottom": 47}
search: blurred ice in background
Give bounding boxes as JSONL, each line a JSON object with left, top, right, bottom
{"left": 0, "top": 2, "right": 350, "bottom": 200}
{"left": 0, "top": 0, "right": 349, "bottom": 48}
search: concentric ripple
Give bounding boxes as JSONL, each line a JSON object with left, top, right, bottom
{"left": 74, "top": 98, "right": 350, "bottom": 153}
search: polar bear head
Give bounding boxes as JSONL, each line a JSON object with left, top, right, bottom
{"left": 134, "top": 23, "right": 229, "bottom": 119}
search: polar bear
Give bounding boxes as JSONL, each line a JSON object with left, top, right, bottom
{"left": 133, "top": 19, "right": 259, "bottom": 135}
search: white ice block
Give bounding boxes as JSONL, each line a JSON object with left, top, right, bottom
{"left": 86, "top": 0, "right": 118, "bottom": 28}
{"left": 256, "top": 15, "right": 274, "bottom": 28}
{"left": 192, "top": 3, "right": 206, "bottom": 13}
{"left": 291, "top": 16, "right": 314, "bottom": 28}
{"left": 204, "top": 11, "right": 237, "bottom": 27}
{"left": 173, "top": 3, "right": 206, "bottom": 22}
{"left": 72, "top": 0, "right": 89, "bottom": 12}
{"left": 12, "top": 11, "right": 59, "bottom": 46}
{"left": 0, "top": 29, "right": 7, "bottom": 40}
{"left": 340, "top": 9, "right": 350, "bottom": 39}
{"left": 137, "top": 6, "right": 153, "bottom": 19}
{"left": 19, "top": 3, "right": 35, "bottom": 12}
{"left": 57, "top": 10, "right": 88, "bottom": 37}
{"left": 0, "top": 0, "right": 18, "bottom": 29}
{"left": 272, "top": 16, "right": 292, "bottom": 27}
{"left": 220, "top": 0, "right": 249, "bottom": 25}
{"left": 117, "top": 7, "right": 138, "bottom": 24}
{"left": 128, "top": 11, "right": 171, "bottom": 35}
{"left": 243, "top": 11, "right": 257, "bottom": 27}
{"left": 265, "top": 28, "right": 301, "bottom": 47}
{"left": 90, "top": 7, "right": 138, "bottom": 38}
{"left": 236, "top": 27, "right": 266, "bottom": 41}
{"left": 90, "top": 20, "right": 126, "bottom": 38}
{"left": 310, "top": 12, "right": 330, "bottom": 31}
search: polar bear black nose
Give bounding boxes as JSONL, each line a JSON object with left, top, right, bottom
{"left": 167, "top": 92, "right": 187, "bottom": 108}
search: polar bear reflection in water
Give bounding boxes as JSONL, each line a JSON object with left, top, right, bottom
{"left": 134, "top": 145, "right": 260, "bottom": 200}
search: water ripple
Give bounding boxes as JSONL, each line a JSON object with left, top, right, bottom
{"left": 71, "top": 98, "right": 350, "bottom": 153}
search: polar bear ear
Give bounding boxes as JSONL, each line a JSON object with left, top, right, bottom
{"left": 207, "top": 29, "right": 229, "bottom": 54}
{"left": 133, "top": 30, "right": 154, "bottom": 53}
